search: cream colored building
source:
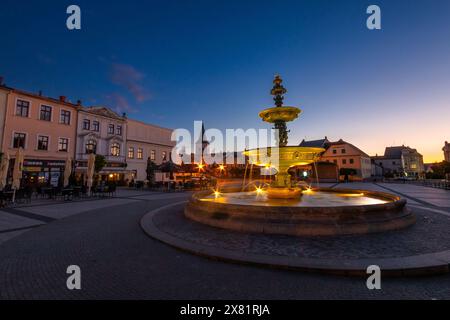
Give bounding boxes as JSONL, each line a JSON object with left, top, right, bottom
{"left": 126, "top": 119, "right": 174, "bottom": 182}
{"left": 75, "top": 107, "right": 130, "bottom": 182}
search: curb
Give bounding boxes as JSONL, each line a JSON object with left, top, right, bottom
{"left": 140, "top": 202, "right": 450, "bottom": 277}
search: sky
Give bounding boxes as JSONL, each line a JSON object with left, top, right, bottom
{"left": 0, "top": 0, "right": 449, "bottom": 162}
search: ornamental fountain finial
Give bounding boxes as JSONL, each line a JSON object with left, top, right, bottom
{"left": 271, "top": 74, "right": 287, "bottom": 108}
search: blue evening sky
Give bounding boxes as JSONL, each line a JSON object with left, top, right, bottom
{"left": 1, "top": 0, "right": 449, "bottom": 161}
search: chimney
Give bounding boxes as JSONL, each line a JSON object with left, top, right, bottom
{"left": 122, "top": 112, "right": 127, "bottom": 118}
{"left": 59, "top": 96, "right": 66, "bottom": 103}
{"left": 38, "top": 90, "right": 43, "bottom": 96}
{"left": 77, "top": 99, "right": 82, "bottom": 106}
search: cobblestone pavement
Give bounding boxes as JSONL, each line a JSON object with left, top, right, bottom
{"left": 154, "top": 204, "right": 450, "bottom": 259}
{"left": 0, "top": 185, "right": 449, "bottom": 299}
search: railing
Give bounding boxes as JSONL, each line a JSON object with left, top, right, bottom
{"left": 383, "top": 178, "right": 450, "bottom": 190}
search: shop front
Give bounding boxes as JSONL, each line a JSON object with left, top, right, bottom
{"left": 20, "top": 159, "right": 67, "bottom": 187}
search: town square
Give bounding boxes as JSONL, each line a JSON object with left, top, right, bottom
{"left": 0, "top": 0, "right": 449, "bottom": 307}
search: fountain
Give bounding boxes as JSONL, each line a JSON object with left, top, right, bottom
{"left": 185, "top": 76, "right": 416, "bottom": 236}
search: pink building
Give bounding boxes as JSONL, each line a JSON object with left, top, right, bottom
{"left": 0, "top": 85, "right": 79, "bottom": 187}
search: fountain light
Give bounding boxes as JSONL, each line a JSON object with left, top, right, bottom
{"left": 197, "top": 163, "right": 205, "bottom": 171}
{"left": 255, "top": 186, "right": 265, "bottom": 195}
{"left": 213, "top": 190, "right": 221, "bottom": 198}
{"left": 218, "top": 164, "right": 225, "bottom": 171}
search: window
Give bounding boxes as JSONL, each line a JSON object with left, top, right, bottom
{"left": 332, "top": 149, "right": 337, "bottom": 154}
{"left": 116, "top": 125, "right": 122, "bottom": 135}
{"left": 150, "top": 150, "right": 156, "bottom": 161}
{"left": 16, "top": 99, "right": 29, "bottom": 117}
{"left": 58, "top": 138, "right": 69, "bottom": 152}
{"left": 110, "top": 143, "right": 120, "bottom": 157}
{"left": 162, "top": 151, "right": 167, "bottom": 161}
{"left": 83, "top": 119, "right": 90, "bottom": 130}
{"left": 13, "top": 133, "right": 26, "bottom": 148}
{"left": 40, "top": 105, "right": 52, "bottom": 121}
{"left": 341, "top": 149, "right": 346, "bottom": 154}
{"left": 342, "top": 159, "right": 347, "bottom": 165}
{"left": 349, "top": 158, "right": 354, "bottom": 164}
{"left": 60, "top": 110, "right": 71, "bottom": 125}
{"left": 333, "top": 159, "right": 337, "bottom": 164}
{"left": 137, "top": 148, "right": 143, "bottom": 160}
{"left": 86, "top": 139, "right": 97, "bottom": 154}
{"left": 37, "top": 135, "right": 49, "bottom": 151}
{"left": 108, "top": 124, "right": 115, "bottom": 134}
{"left": 411, "top": 164, "right": 417, "bottom": 169}
{"left": 93, "top": 121, "right": 100, "bottom": 132}
{"left": 128, "top": 147, "right": 134, "bottom": 159}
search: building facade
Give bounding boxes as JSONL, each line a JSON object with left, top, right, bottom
{"left": 371, "top": 145, "right": 424, "bottom": 178}
{"left": 0, "top": 86, "right": 79, "bottom": 186}
{"left": 320, "top": 139, "right": 372, "bottom": 181}
{"left": 75, "top": 107, "right": 131, "bottom": 182}
{"left": 126, "top": 119, "right": 174, "bottom": 182}
{"left": 444, "top": 141, "right": 450, "bottom": 162}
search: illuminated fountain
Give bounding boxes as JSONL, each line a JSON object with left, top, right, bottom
{"left": 185, "top": 76, "right": 416, "bottom": 236}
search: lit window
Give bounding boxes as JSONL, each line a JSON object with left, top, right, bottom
{"left": 150, "top": 150, "right": 156, "bottom": 161}
{"left": 86, "top": 139, "right": 97, "bottom": 154}
{"left": 58, "top": 138, "right": 69, "bottom": 152}
{"left": 110, "top": 143, "right": 120, "bottom": 157}
{"left": 60, "top": 110, "right": 71, "bottom": 125}
{"left": 16, "top": 100, "right": 29, "bottom": 117}
{"left": 128, "top": 147, "right": 134, "bottom": 159}
{"left": 137, "top": 148, "right": 143, "bottom": 160}
{"left": 13, "top": 133, "right": 26, "bottom": 148}
{"left": 37, "top": 135, "right": 49, "bottom": 151}
{"left": 40, "top": 105, "right": 52, "bottom": 121}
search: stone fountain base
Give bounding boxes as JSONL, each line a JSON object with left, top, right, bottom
{"left": 184, "top": 188, "right": 416, "bottom": 237}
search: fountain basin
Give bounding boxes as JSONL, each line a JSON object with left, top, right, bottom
{"left": 184, "top": 188, "right": 415, "bottom": 236}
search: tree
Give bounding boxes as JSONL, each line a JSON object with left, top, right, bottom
{"left": 94, "top": 155, "right": 107, "bottom": 173}
{"left": 146, "top": 158, "right": 158, "bottom": 185}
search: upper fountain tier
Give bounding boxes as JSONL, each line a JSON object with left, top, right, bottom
{"left": 259, "top": 75, "right": 302, "bottom": 124}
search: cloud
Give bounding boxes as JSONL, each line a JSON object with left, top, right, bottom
{"left": 109, "top": 63, "right": 151, "bottom": 102}
{"left": 105, "top": 93, "right": 136, "bottom": 115}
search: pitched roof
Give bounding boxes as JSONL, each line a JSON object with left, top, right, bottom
{"left": 299, "top": 137, "right": 330, "bottom": 148}
{"left": 384, "top": 146, "right": 422, "bottom": 159}
{"left": 327, "top": 139, "right": 370, "bottom": 157}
